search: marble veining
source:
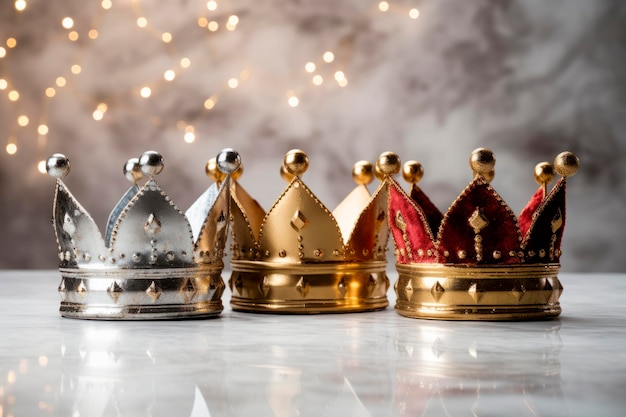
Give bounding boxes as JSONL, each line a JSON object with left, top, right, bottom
{"left": 0, "top": 271, "right": 625, "bottom": 416}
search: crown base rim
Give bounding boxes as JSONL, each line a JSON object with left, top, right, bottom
{"left": 57, "top": 266, "right": 225, "bottom": 320}
{"left": 59, "top": 300, "right": 223, "bottom": 320}
{"left": 394, "top": 263, "right": 563, "bottom": 321}
{"left": 229, "top": 260, "right": 389, "bottom": 314}
{"left": 394, "top": 302, "right": 561, "bottom": 321}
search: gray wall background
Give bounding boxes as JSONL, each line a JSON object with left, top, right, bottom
{"left": 1, "top": 0, "right": 624, "bottom": 271}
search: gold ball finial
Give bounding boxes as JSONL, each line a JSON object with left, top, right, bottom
{"left": 231, "top": 163, "right": 243, "bottom": 181}
{"left": 534, "top": 162, "right": 555, "bottom": 186}
{"left": 352, "top": 161, "right": 374, "bottom": 185}
{"left": 375, "top": 152, "right": 401, "bottom": 179}
{"left": 283, "top": 149, "right": 309, "bottom": 176}
{"left": 402, "top": 160, "right": 424, "bottom": 185}
{"left": 280, "top": 165, "right": 295, "bottom": 182}
{"left": 205, "top": 157, "right": 226, "bottom": 183}
{"left": 554, "top": 151, "right": 579, "bottom": 177}
{"left": 469, "top": 148, "right": 496, "bottom": 176}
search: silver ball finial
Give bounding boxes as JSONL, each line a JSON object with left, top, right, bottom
{"left": 139, "top": 151, "right": 164, "bottom": 177}
{"left": 46, "top": 153, "right": 71, "bottom": 179}
{"left": 123, "top": 157, "right": 144, "bottom": 184}
{"left": 216, "top": 148, "right": 241, "bottom": 174}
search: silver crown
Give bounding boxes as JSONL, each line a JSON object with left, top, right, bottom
{"left": 46, "top": 149, "right": 241, "bottom": 320}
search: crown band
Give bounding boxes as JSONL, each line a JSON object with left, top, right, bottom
{"left": 394, "top": 263, "right": 562, "bottom": 320}
{"left": 58, "top": 265, "right": 225, "bottom": 320}
{"left": 230, "top": 260, "right": 389, "bottom": 314}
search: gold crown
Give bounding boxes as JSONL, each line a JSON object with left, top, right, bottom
{"left": 46, "top": 149, "right": 241, "bottom": 320}
{"left": 388, "top": 148, "right": 580, "bottom": 320}
{"left": 227, "top": 149, "right": 400, "bottom": 313}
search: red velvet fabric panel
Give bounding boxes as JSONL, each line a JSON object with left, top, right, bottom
{"left": 522, "top": 179, "right": 566, "bottom": 263}
{"left": 410, "top": 185, "right": 444, "bottom": 238}
{"left": 437, "top": 177, "right": 521, "bottom": 265}
{"left": 388, "top": 181, "right": 437, "bottom": 264}
{"left": 519, "top": 187, "right": 544, "bottom": 238}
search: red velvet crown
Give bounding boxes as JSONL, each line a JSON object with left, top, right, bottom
{"left": 389, "top": 149, "right": 578, "bottom": 266}
{"left": 388, "top": 148, "right": 580, "bottom": 321}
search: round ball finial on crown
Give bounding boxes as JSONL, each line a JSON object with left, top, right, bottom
{"left": 46, "top": 153, "right": 71, "bottom": 179}
{"left": 216, "top": 148, "right": 241, "bottom": 175}
{"left": 123, "top": 157, "right": 144, "bottom": 184}
{"left": 554, "top": 151, "right": 579, "bottom": 177}
{"left": 402, "top": 160, "right": 424, "bottom": 185}
{"left": 534, "top": 162, "right": 555, "bottom": 186}
{"left": 352, "top": 161, "right": 374, "bottom": 185}
{"left": 375, "top": 152, "right": 401, "bottom": 180}
{"left": 469, "top": 148, "right": 496, "bottom": 181}
{"left": 139, "top": 151, "right": 164, "bottom": 177}
{"left": 205, "top": 158, "right": 227, "bottom": 183}
{"left": 283, "top": 149, "right": 309, "bottom": 177}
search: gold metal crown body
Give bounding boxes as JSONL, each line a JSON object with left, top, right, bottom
{"left": 389, "top": 149, "right": 580, "bottom": 320}
{"left": 227, "top": 150, "right": 400, "bottom": 313}
{"left": 46, "top": 149, "right": 241, "bottom": 320}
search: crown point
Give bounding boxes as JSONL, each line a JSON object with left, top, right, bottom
{"left": 123, "top": 157, "right": 144, "bottom": 184}
{"left": 216, "top": 148, "right": 241, "bottom": 175}
{"left": 469, "top": 148, "right": 495, "bottom": 177}
{"left": 402, "top": 160, "right": 424, "bottom": 185}
{"left": 139, "top": 151, "right": 164, "bottom": 177}
{"left": 46, "top": 153, "right": 71, "bottom": 179}
{"left": 205, "top": 158, "right": 227, "bottom": 182}
{"left": 534, "top": 162, "right": 555, "bottom": 186}
{"left": 375, "top": 152, "right": 401, "bottom": 179}
{"left": 352, "top": 160, "right": 374, "bottom": 185}
{"left": 554, "top": 151, "right": 579, "bottom": 177}
{"left": 283, "top": 149, "right": 309, "bottom": 177}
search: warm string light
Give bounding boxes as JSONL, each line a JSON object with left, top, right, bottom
{"left": 2, "top": 0, "right": 415, "bottom": 165}
{"left": 290, "top": 1, "right": 421, "bottom": 106}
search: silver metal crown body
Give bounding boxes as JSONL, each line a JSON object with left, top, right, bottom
{"left": 48, "top": 150, "right": 240, "bottom": 320}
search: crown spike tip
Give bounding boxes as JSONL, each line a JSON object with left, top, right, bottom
{"left": 402, "top": 160, "right": 424, "bottom": 185}
{"left": 139, "top": 151, "right": 164, "bottom": 177}
{"left": 352, "top": 160, "right": 374, "bottom": 185}
{"left": 123, "top": 157, "right": 143, "bottom": 184}
{"left": 46, "top": 153, "right": 71, "bottom": 179}
{"left": 554, "top": 151, "right": 579, "bottom": 178}
{"left": 216, "top": 148, "right": 242, "bottom": 176}
{"left": 469, "top": 148, "right": 495, "bottom": 181}
{"left": 375, "top": 151, "right": 401, "bottom": 180}
{"left": 283, "top": 149, "right": 309, "bottom": 177}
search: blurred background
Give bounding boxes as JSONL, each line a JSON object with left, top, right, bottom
{"left": 0, "top": 0, "right": 624, "bottom": 271}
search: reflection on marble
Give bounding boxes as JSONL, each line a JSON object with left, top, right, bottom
{"left": 1, "top": 271, "right": 626, "bottom": 416}
{"left": 1, "top": 1, "right": 626, "bottom": 271}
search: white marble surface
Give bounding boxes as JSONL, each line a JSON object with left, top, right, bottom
{"left": 1, "top": 271, "right": 625, "bottom": 416}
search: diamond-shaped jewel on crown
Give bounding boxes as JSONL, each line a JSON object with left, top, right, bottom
{"left": 228, "top": 149, "right": 400, "bottom": 313}
{"left": 388, "top": 148, "right": 580, "bottom": 320}
{"left": 46, "top": 148, "right": 241, "bottom": 320}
